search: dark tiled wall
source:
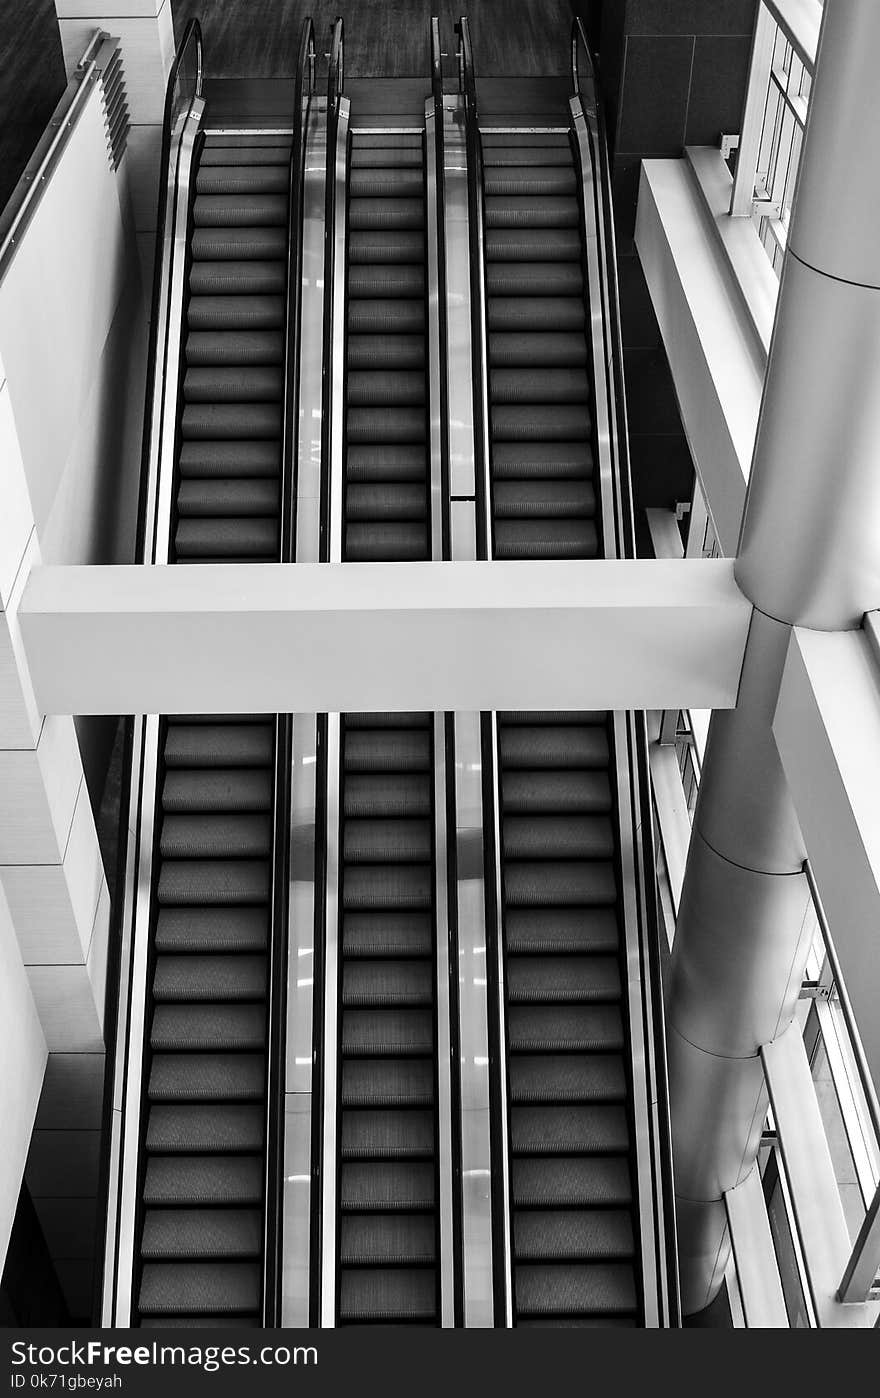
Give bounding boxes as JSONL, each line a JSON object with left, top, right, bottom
{"left": 593, "top": 0, "right": 758, "bottom": 521}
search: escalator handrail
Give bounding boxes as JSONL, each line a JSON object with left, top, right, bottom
{"left": 319, "top": 16, "right": 345, "bottom": 559}
{"left": 455, "top": 16, "right": 492, "bottom": 561}
{"left": 429, "top": 15, "right": 451, "bottom": 562}
{"left": 263, "top": 15, "right": 317, "bottom": 1327}
{"left": 572, "top": 14, "right": 681, "bottom": 1325}
{"left": 328, "top": 15, "right": 344, "bottom": 114}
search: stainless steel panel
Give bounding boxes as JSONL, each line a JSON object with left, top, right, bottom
{"left": 295, "top": 99, "right": 328, "bottom": 566}
{"left": 443, "top": 96, "right": 476, "bottom": 503}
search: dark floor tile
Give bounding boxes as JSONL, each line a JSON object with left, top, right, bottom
{"left": 625, "top": 346, "right": 686, "bottom": 435}
{"left": 686, "top": 35, "right": 752, "bottom": 145}
{"left": 612, "top": 154, "right": 643, "bottom": 254}
{"left": 626, "top": 1, "right": 757, "bottom": 36}
{"left": 616, "top": 34, "right": 694, "bottom": 155}
{"left": 628, "top": 432, "right": 695, "bottom": 511}
{"left": 617, "top": 251, "right": 661, "bottom": 348}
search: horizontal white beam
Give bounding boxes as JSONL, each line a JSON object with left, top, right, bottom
{"left": 19, "top": 559, "right": 751, "bottom": 715}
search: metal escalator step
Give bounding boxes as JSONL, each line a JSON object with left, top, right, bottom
{"left": 343, "top": 960, "right": 433, "bottom": 1009}
{"left": 516, "top": 1316, "right": 636, "bottom": 1328}
{"left": 348, "top": 334, "right": 425, "bottom": 371}
{"left": 507, "top": 955, "right": 621, "bottom": 1005}
{"left": 146, "top": 1104, "right": 264, "bottom": 1153}
{"left": 138, "top": 1262, "right": 260, "bottom": 1316}
{"left": 502, "top": 814, "right": 614, "bottom": 860}
{"left": 503, "top": 860, "right": 617, "bottom": 907}
{"left": 484, "top": 167, "right": 576, "bottom": 197}
{"left": 348, "top": 265, "right": 425, "bottom": 299}
{"left": 348, "top": 198, "right": 425, "bottom": 231}
{"left": 139, "top": 1317, "right": 261, "bottom": 1329}
{"left": 484, "top": 195, "right": 579, "bottom": 229}
{"left": 342, "top": 912, "right": 433, "bottom": 959}
{"left": 514, "top": 1210, "right": 634, "bottom": 1262}
{"left": 150, "top": 1003, "right": 266, "bottom": 1051}
{"left": 163, "top": 769, "right": 271, "bottom": 813}
{"left": 486, "top": 227, "right": 582, "bottom": 261}
{"left": 339, "top": 1268, "right": 435, "bottom": 1323}
{"left": 149, "top": 1053, "right": 265, "bottom": 1102}
{"left": 499, "top": 725, "right": 609, "bottom": 769}
{"left": 344, "top": 773, "right": 431, "bottom": 819}
{"left": 200, "top": 144, "right": 290, "bottom": 165}
{"left": 350, "top": 143, "right": 424, "bottom": 168}
{"left": 152, "top": 954, "right": 267, "bottom": 1002}
{"left": 488, "top": 296, "right": 585, "bottom": 332}
{"left": 189, "top": 263, "right": 286, "bottom": 298}
{"left": 340, "top": 1215, "right": 435, "bottom": 1266}
{"left": 345, "top": 729, "right": 431, "bottom": 773}
{"left": 156, "top": 907, "right": 269, "bottom": 953}
{"left": 347, "top": 370, "right": 426, "bottom": 408}
{"left": 341, "top": 1109, "right": 434, "bottom": 1160}
{"left": 348, "top": 229, "right": 425, "bottom": 263}
{"left": 142, "top": 1208, "right": 262, "bottom": 1259}
{"left": 160, "top": 812, "right": 272, "bottom": 860}
{"left": 482, "top": 144, "right": 572, "bottom": 167}
{"left": 513, "top": 1156, "right": 632, "bottom": 1208}
{"left": 345, "top": 713, "right": 431, "bottom": 729}
{"left": 511, "top": 1104, "right": 630, "bottom": 1157}
{"left": 347, "top": 299, "right": 425, "bottom": 334}
{"left": 342, "top": 1058, "right": 434, "bottom": 1108}
{"left": 508, "top": 1003, "right": 623, "bottom": 1053}
{"left": 190, "top": 227, "right": 287, "bottom": 261}
{"left": 196, "top": 164, "right": 288, "bottom": 195}
{"left": 183, "top": 366, "right": 284, "bottom": 403}
{"left": 193, "top": 193, "right": 288, "bottom": 227}
{"left": 351, "top": 131, "right": 423, "bottom": 149}
{"left": 515, "top": 1263, "right": 637, "bottom": 1317}
{"left": 157, "top": 859, "right": 270, "bottom": 907}
{"left": 491, "top": 404, "right": 591, "bottom": 442}
{"left": 509, "top": 1054, "right": 626, "bottom": 1104}
{"left": 342, "top": 1008, "right": 433, "bottom": 1057}
{"left": 493, "top": 481, "right": 595, "bottom": 521}
{"left": 164, "top": 723, "right": 273, "bottom": 767}
{"left": 500, "top": 711, "right": 607, "bottom": 726}
{"left": 342, "top": 864, "right": 432, "bottom": 912}
{"left": 175, "top": 518, "right": 278, "bottom": 559}
{"left": 179, "top": 440, "right": 280, "bottom": 478}
{"left": 188, "top": 296, "right": 284, "bottom": 331}
{"left": 341, "top": 1161, "right": 435, "bottom": 1212}
{"left": 346, "top": 406, "right": 425, "bottom": 444}
{"left": 343, "top": 816, "right": 432, "bottom": 864}
{"left": 345, "top": 523, "right": 428, "bottom": 562}
{"left": 350, "top": 168, "right": 424, "bottom": 199}
{"left": 502, "top": 769, "right": 610, "bottom": 815}
{"left": 144, "top": 1154, "right": 263, "bottom": 1205}
{"left": 505, "top": 907, "right": 619, "bottom": 955}
{"left": 491, "top": 368, "right": 590, "bottom": 406}
{"left": 181, "top": 402, "right": 282, "bottom": 440}
{"left": 492, "top": 441, "right": 593, "bottom": 480}
{"left": 489, "top": 328, "right": 586, "bottom": 364}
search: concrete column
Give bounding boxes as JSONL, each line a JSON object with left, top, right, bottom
{"left": 55, "top": 1, "right": 176, "bottom": 290}
{"left": 669, "top": 0, "right": 880, "bottom": 1315}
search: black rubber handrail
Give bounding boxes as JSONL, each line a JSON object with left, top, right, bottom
{"left": 263, "top": 16, "right": 317, "bottom": 1326}
{"left": 572, "top": 14, "right": 681, "bottom": 1325}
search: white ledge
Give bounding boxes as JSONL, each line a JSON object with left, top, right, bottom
{"left": 18, "top": 559, "right": 752, "bottom": 715}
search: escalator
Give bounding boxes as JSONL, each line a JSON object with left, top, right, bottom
{"left": 327, "top": 78, "right": 442, "bottom": 1326}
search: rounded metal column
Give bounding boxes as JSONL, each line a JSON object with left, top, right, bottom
{"left": 670, "top": 0, "right": 880, "bottom": 1313}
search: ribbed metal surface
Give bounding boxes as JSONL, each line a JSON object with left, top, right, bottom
{"left": 99, "top": 43, "right": 130, "bottom": 170}
{"left": 135, "top": 133, "right": 290, "bottom": 1326}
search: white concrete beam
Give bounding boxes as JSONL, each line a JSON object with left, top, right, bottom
{"left": 774, "top": 623, "right": 880, "bottom": 1098}
{"left": 18, "top": 559, "right": 752, "bottom": 716}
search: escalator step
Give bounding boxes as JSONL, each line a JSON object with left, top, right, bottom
{"left": 486, "top": 227, "right": 582, "bottom": 261}
{"left": 200, "top": 144, "right": 290, "bottom": 166}
{"left": 512, "top": 1156, "right": 632, "bottom": 1209}
{"left": 503, "top": 860, "right": 617, "bottom": 907}
{"left": 155, "top": 907, "right": 269, "bottom": 953}
{"left": 339, "top": 1268, "right": 435, "bottom": 1323}
{"left": 489, "top": 327, "right": 586, "bottom": 363}
{"left": 348, "top": 265, "right": 425, "bottom": 299}
{"left": 342, "top": 865, "right": 432, "bottom": 912}
{"left": 347, "top": 371, "right": 426, "bottom": 408}
{"left": 160, "top": 813, "right": 272, "bottom": 860}
{"left": 152, "top": 955, "right": 267, "bottom": 1003}
{"left": 514, "top": 1210, "right": 634, "bottom": 1262}
{"left": 482, "top": 144, "right": 572, "bottom": 168}
{"left": 186, "top": 327, "right": 285, "bottom": 362}
{"left": 342, "top": 1059, "right": 434, "bottom": 1108}
{"left": 190, "top": 227, "right": 287, "bottom": 261}
{"left": 502, "top": 814, "right": 613, "bottom": 860}
{"left": 508, "top": 1003, "right": 623, "bottom": 1053}
{"left": 182, "top": 402, "right": 282, "bottom": 440}
{"left": 345, "top": 713, "right": 431, "bottom": 729}
{"left": 344, "top": 773, "right": 431, "bottom": 819}
{"left": 507, "top": 955, "right": 620, "bottom": 1005}
{"left": 343, "top": 960, "right": 433, "bottom": 1008}
{"left": 347, "top": 406, "right": 425, "bottom": 444}
{"left": 150, "top": 1003, "right": 266, "bottom": 1052}
{"left": 175, "top": 518, "right": 278, "bottom": 559}
{"left": 179, "top": 440, "right": 280, "bottom": 478}
{"left": 350, "top": 144, "right": 424, "bottom": 169}
{"left": 344, "top": 729, "right": 430, "bottom": 772}
{"left": 164, "top": 723, "right": 273, "bottom": 768}
{"left": 348, "top": 197, "right": 425, "bottom": 231}
{"left": 485, "top": 195, "right": 579, "bottom": 229}
{"left": 491, "top": 404, "right": 591, "bottom": 442}
{"left": 188, "top": 296, "right": 284, "bottom": 331}
{"left": 505, "top": 907, "right": 619, "bottom": 955}
{"left": 138, "top": 1262, "right": 260, "bottom": 1316}
{"left": 163, "top": 768, "right": 272, "bottom": 813}
{"left": 515, "top": 1264, "right": 637, "bottom": 1317}
{"left": 158, "top": 859, "right": 270, "bottom": 907}
{"left": 146, "top": 1104, "right": 264, "bottom": 1153}
{"left": 196, "top": 164, "right": 288, "bottom": 195}
{"left": 350, "top": 168, "right": 424, "bottom": 199}
{"left": 342, "top": 912, "right": 433, "bottom": 959}
{"left": 183, "top": 366, "right": 284, "bottom": 403}
{"left": 340, "top": 1215, "right": 435, "bottom": 1266}
{"left": 484, "top": 166, "right": 576, "bottom": 197}
{"left": 342, "top": 1008, "right": 433, "bottom": 1057}
{"left": 492, "top": 441, "right": 593, "bottom": 480}
{"left": 149, "top": 1053, "right": 265, "bottom": 1102}
{"left": 489, "top": 297, "right": 585, "bottom": 332}
{"left": 509, "top": 1054, "right": 626, "bottom": 1104}
{"left": 499, "top": 725, "right": 608, "bottom": 769}
{"left": 341, "top": 1162, "right": 435, "bottom": 1213}
{"left": 348, "top": 229, "right": 425, "bottom": 264}
{"left": 348, "top": 334, "right": 425, "bottom": 371}
{"left": 346, "top": 523, "right": 427, "bottom": 562}
{"left": 348, "top": 299, "right": 425, "bottom": 335}
{"left": 340, "top": 1110, "right": 434, "bottom": 1160}
{"left": 491, "top": 368, "right": 590, "bottom": 406}
{"left": 178, "top": 479, "right": 280, "bottom": 517}
{"left": 511, "top": 1104, "right": 630, "bottom": 1156}
{"left": 502, "top": 769, "right": 610, "bottom": 815}
{"left": 193, "top": 193, "right": 288, "bottom": 227}
{"left": 144, "top": 1155, "right": 263, "bottom": 1206}
{"left": 343, "top": 817, "right": 431, "bottom": 864}
{"left": 493, "top": 481, "right": 595, "bottom": 522}
{"left": 142, "top": 1209, "right": 262, "bottom": 1259}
